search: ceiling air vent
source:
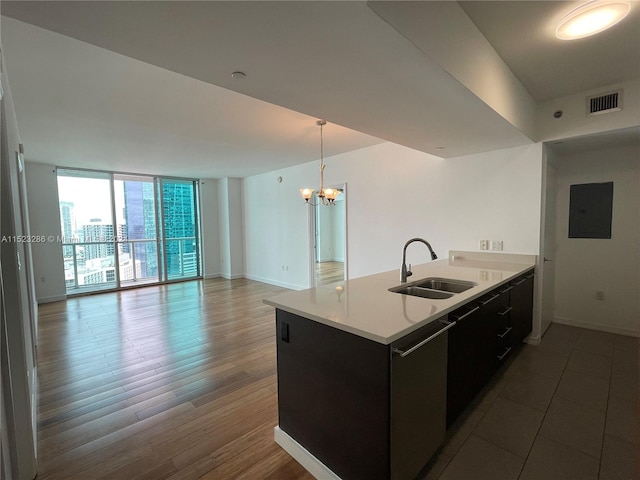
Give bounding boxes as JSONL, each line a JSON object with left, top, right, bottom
{"left": 587, "top": 90, "right": 622, "bottom": 116}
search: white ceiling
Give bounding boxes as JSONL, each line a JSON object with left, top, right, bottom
{"left": 1, "top": 1, "right": 638, "bottom": 178}
{"left": 459, "top": 1, "right": 640, "bottom": 101}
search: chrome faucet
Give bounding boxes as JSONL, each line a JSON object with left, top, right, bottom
{"left": 401, "top": 238, "right": 438, "bottom": 282}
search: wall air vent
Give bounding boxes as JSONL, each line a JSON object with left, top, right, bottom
{"left": 587, "top": 90, "right": 622, "bottom": 116}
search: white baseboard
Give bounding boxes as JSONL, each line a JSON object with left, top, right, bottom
{"left": 274, "top": 426, "right": 341, "bottom": 480}
{"left": 220, "top": 273, "right": 244, "bottom": 280}
{"left": 244, "top": 274, "right": 306, "bottom": 291}
{"left": 553, "top": 317, "right": 640, "bottom": 338}
{"left": 37, "top": 294, "right": 66, "bottom": 304}
{"left": 524, "top": 334, "right": 541, "bottom": 345}
{"left": 203, "top": 273, "right": 306, "bottom": 290}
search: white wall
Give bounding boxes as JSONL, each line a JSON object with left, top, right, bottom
{"left": 218, "top": 177, "right": 244, "bottom": 279}
{"left": 243, "top": 165, "right": 312, "bottom": 289}
{"left": 537, "top": 80, "right": 640, "bottom": 142}
{"left": 553, "top": 144, "right": 640, "bottom": 336}
{"left": 24, "top": 162, "right": 66, "bottom": 302}
{"left": 368, "top": 1, "right": 536, "bottom": 139}
{"left": 243, "top": 141, "right": 544, "bottom": 289}
{"left": 199, "top": 178, "right": 220, "bottom": 278}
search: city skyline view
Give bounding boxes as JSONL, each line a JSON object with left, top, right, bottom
{"left": 57, "top": 170, "right": 200, "bottom": 292}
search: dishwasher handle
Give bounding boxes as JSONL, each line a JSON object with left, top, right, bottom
{"left": 392, "top": 320, "right": 455, "bottom": 358}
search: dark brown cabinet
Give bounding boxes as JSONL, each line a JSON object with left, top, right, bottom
{"left": 446, "top": 269, "right": 534, "bottom": 426}
{"left": 475, "top": 289, "right": 510, "bottom": 389}
{"left": 276, "top": 309, "right": 390, "bottom": 480}
{"left": 276, "top": 309, "right": 450, "bottom": 480}
{"left": 275, "top": 268, "right": 535, "bottom": 477}
{"left": 511, "top": 272, "right": 535, "bottom": 344}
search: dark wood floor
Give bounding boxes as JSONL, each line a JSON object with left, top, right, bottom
{"left": 35, "top": 278, "right": 315, "bottom": 480}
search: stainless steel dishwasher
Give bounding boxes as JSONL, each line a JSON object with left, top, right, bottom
{"left": 390, "top": 317, "right": 453, "bottom": 480}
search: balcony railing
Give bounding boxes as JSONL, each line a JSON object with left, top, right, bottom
{"left": 62, "top": 237, "right": 199, "bottom": 294}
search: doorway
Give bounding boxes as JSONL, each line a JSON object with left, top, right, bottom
{"left": 539, "top": 152, "right": 557, "bottom": 337}
{"left": 311, "top": 184, "right": 347, "bottom": 286}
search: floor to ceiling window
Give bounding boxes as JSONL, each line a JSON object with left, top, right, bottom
{"left": 57, "top": 168, "right": 201, "bottom": 294}
{"left": 114, "top": 173, "right": 160, "bottom": 287}
{"left": 160, "top": 178, "right": 200, "bottom": 281}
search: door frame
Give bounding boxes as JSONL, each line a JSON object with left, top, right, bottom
{"left": 535, "top": 146, "right": 557, "bottom": 343}
{"left": 308, "top": 183, "right": 348, "bottom": 288}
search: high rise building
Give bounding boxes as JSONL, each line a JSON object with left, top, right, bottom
{"left": 162, "top": 182, "right": 198, "bottom": 277}
{"left": 59, "top": 201, "right": 76, "bottom": 242}
{"left": 82, "top": 219, "right": 115, "bottom": 260}
{"left": 123, "top": 181, "right": 158, "bottom": 277}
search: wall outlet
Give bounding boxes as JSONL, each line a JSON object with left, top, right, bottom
{"left": 480, "top": 240, "right": 489, "bottom": 250}
{"left": 595, "top": 291, "right": 605, "bottom": 301}
{"left": 490, "top": 240, "right": 503, "bottom": 251}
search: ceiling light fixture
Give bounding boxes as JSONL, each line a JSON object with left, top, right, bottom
{"left": 555, "top": 0, "right": 631, "bottom": 40}
{"left": 300, "top": 120, "right": 341, "bottom": 206}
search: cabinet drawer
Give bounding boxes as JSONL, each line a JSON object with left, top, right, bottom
{"left": 495, "top": 305, "right": 513, "bottom": 330}
{"left": 495, "top": 345, "right": 513, "bottom": 364}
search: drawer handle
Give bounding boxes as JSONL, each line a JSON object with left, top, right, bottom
{"left": 527, "top": 273, "right": 535, "bottom": 279}
{"left": 514, "top": 278, "right": 527, "bottom": 286}
{"left": 481, "top": 294, "right": 500, "bottom": 305}
{"left": 392, "top": 320, "right": 455, "bottom": 358}
{"left": 497, "top": 327, "right": 512, "bottom": 338}
{"left": 500, "top": 285, "right": 513, "bottom": 293}
{"left": 452, "top": 306, "right": 480, "bottom": 322}
{"left": 496, "top": 347, "right": 512, "bottom": 361}
{"left": 498, "top": 306, "right": 513, "bottom": 316}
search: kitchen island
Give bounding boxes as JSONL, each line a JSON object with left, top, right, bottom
{"left": 264, "top": 251, "right": 536, "bottom": 480}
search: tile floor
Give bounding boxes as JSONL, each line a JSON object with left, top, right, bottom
{"left": 423, "top": 323, "right": 639, "bottom": 480}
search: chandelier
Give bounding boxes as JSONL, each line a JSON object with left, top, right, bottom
{"left": 300, "top": 120, "right": 341, "bottom": 206}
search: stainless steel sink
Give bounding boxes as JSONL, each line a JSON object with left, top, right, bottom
{"left": 413, "top": 278, "right": 477, "bottom": 293}
{"left": 389, "top": 285, "right": 454, "bottom": 299}
{"left": 389, "top": 277, "right": 477, "bottom": 299}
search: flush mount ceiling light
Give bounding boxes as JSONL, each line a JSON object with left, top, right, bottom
{"left": 300, "top": 120, "right": 342, "bottom": 206}
{"left": 555, "top": 0, "right": 631, "bottom": 40}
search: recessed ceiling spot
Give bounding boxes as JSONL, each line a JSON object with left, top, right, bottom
{"left": 231, "top": 71, "right": 247, "bottom": 79}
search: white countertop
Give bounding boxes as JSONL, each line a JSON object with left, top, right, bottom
{"left": 264, "top": 251, "right": 536, "bottom": 345}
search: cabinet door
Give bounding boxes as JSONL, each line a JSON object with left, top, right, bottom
{"left": 391, "top": 320, "right": 450, "bottom": 480}
{"left": 475, "top": 290, "right": 509, "bottom": 390}
{"left": 276, "top": 310, "right": 391, "bottom": 480}
{"left": 511, "top": 272, "right": 534, "bottom": 344}
{"left": 446, "top": 305, "right": 481, "bottom": 427}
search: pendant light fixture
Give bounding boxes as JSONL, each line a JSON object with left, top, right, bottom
{"left": 300, "top": 120, "right": 341, "bottom": 206}
{"left": 555, "top": 0, "right": 631, "bottom": 40}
